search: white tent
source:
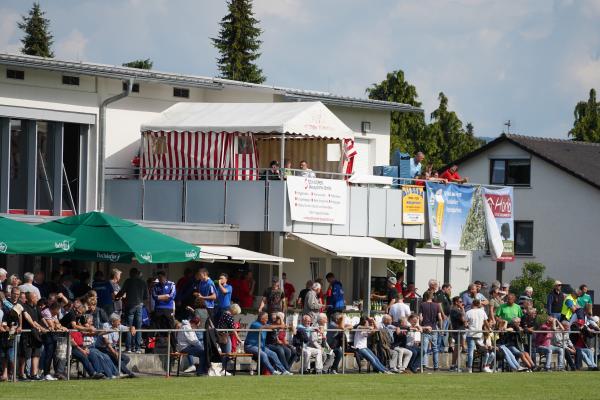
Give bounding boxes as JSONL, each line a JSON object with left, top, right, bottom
{"left": 141, "top": 101, "right": 353, "bottom": 140}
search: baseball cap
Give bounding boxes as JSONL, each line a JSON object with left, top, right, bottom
{"left": 388, "top": 277, "right": 397, "bottom": 285}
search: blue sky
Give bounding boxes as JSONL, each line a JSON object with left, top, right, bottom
{"left": 2, "top": 0, "right": 600, "bottom": 138}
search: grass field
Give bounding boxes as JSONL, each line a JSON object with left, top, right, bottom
{"left": 2, "top": 372, "right": 600, "bottom": 400}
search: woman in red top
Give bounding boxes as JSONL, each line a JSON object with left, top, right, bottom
{"left": 237, "top": 272, "right": 254, "bottom": 309}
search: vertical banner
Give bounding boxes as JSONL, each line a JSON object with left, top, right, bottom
{"left": 482, "top": 187, "right": 514, "bottom": 261}
{"left": 402, "top": 185, "right": 425, "bottom": 225}
{"left": 425, "top": 182, "right": 485, "bottom": 250}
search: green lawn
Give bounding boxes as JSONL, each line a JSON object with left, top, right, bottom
{"left": 2, "top": 372, "right": 600, "bottom": 400}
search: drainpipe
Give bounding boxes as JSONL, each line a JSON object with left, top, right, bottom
{"left": 97, "top": 79, "right": 133, "bottom": 211}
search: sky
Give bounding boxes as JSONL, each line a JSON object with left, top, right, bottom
{"left": 1, "top": 0, "right": 600, "bottom": 139}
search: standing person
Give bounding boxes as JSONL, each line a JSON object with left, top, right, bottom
{"left": 19, "top": 272, "right": 41, "bottom": 299}
{"left": 546, "top": 280, "right": 565, "bottom": 320}
{"left": 298, "top": 160, "right": 316, "bottom": 178}
{"left": 282, "top": 273, "right": 296, "bottom": 307}
{"left": 435, "top": 283, "right": 452, "bottom": 351}
{"left": 465, "top": 299, "right": 491, "bottom": 373}
{"left": 561, "top": 289, "right": 580, "bottom": 323}
{"left": 260, "top": 160, "right": 282, "bottom": 180}
{"left": 409, "top": 152, "right": 425, "bottom": 179}
{"left": 488, "top": 286, "right": 503, "bottom": 324}
{"left": 462, "top": 283, "right": 488, "bottom": 312}
{"left": 92, "top": 270, "right": 114, "bottom": 316}
{"left": 0, "top": 268, "right": 7, "bottom": 293}
{"left": 449, "top": 296, "right": 467, "bottom": 372}
{"left": 495, "top": 293, "right": 523, "bottom": 322}
{"left": 259, "top": 277, "right": 286, "bottom": 316}
{"left": 110, "top": 269, "right": 123, "bottom": 317}
{"left": 302, "top": 282, "right": 322, "bottom": 323}
{"left": 372, "top": 277, "right": 398, "bottom": 313}
{"left": 440, "top": 165, "right": 468, "bottom": 183}
{"left": 577, "top": 284, "right": 592, "bottom": 308}
{"left": 33, "top": 271, "right": 50, "bottom": 299}
{"left": 237, "top": 271, "right": 255, "bottom": 309}
{"left": 419, "top": 291, "right": 442, "bottom": 371}
{"left": 193, "top": 268, "right": 217, "bottom": 321}
{"left": 215, "top": 273, "right": 232, "bottom": 322}
{"left": 518, "top": 287, "right": 534, "bottom": 309}
{"left": 389, "top": 293, "right": 411, "bottom": 324}
{"left": 19, "top": 292, "right": 47, "bottom": 380}
{"left": 325, "top": 273, "right": 345, "bottom": 317}
{"left": 296, "top": 280, "right": 313, "bottom": 309}
{"left": 115, "top": 268, "right": 147, "bottom": 353}
{"left": 152, "top": 271, "right": 176, "bottom": 349}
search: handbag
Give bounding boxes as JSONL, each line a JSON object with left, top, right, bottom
{"left": 217, "top": 331, "right": 229, "bottom": 345}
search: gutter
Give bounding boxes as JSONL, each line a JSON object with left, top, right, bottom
{"left": 97, "top": 79, "right": 133, "bottom": 211}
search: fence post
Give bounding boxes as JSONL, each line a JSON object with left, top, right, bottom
{"left": 341, "top": 330, "right": 346, "bottom": 375}
{"left": 167, "top": 331, "right": 171, "bottom": 377}
{"left": 492, "top": 331, "right": 497, "bottom": 373}
{"left": 257, "top": 328, "right": 261, "bottom": 375}
{"left": 12, "top": 333, "right": 19, "bottom": 382}
{"left": 66, "top": 331, "right": 71, "bottom": 381}
{"left": 118, "top": 329, "right": 122, "bottom": 376}
{"left": 457, "top": 330, "right": 461, "bottom": 373}
{"left": 420, "top": 334, "right": 424, "bottom": 373}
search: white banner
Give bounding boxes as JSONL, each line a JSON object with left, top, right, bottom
{"left": 286, "top": 176, "right": 348, "bottom": 225}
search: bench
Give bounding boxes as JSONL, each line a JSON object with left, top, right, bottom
{"left": 224, "top": 352, "right": 256, "bottom": 375}
{"left": 169, "top": 352, "right": 188, "bottom": 377}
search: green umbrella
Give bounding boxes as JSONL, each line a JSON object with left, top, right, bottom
{"left": 0, "top": 216, "right": 75, "bottom": 255}
{"left": 37, "top": 211, "right": 200, "bottom": 264}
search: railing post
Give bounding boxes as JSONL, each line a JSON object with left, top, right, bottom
{"left": 167, "top": 331, "right": 171, "bottom": 377}
{"left": 492, "top": 331, "right": 497, "bottom": 373}
{"left": 420, "top": 334, "right": 424, "bottom": 373}
{"left": 66, "top": 331, "right": 72, "bottom": 381}
{"left": 257, "top": 328, "right": 261, "bottom": 375}
{"left": 457, "top": 330, "right": 461, "bottom": 373}
{"left": 342, "top": 329, "right": 346, "bottom": 375}
{"left": 12, "top": 333, "right": 19, "bottom": 383}
{"left": 118, "top": 329, "right": 122, "bottom": 376}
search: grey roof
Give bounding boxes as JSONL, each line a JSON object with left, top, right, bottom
{"left": 0, "top": 53, "right": 421, "bottom": 113}
{"left": 454, "top": 133, "right": 600, "bottom": 190}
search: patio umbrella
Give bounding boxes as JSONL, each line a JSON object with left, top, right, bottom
{"left": 0, "top": 216, "right": 75, "bottom": 255}
{"left": 37, "top": 211, "right": 200, "bottom": 264}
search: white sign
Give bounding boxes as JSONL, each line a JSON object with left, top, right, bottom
{"left": 287, "top": 176, "right": 347, "bottom": 225}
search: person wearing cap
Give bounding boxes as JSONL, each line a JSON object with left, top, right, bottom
{"left": 259, "top": 277, "right": 286, "bottom": 316}
{"left": 372, "top": 277, "right": 399, "bottom": 313}
{"left": 561, "top": 289, "right": 580, "bottom": 323}
{"left": 546, "top": 280, "right": 565, "bottom": 320}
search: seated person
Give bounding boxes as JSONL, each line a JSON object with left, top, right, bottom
{"left": 244, "top": 312, "right": 290, "bottom": 375}
{"left": 96, "top": 314, "right": 136, "bottom": 378}
{"left": 81, "top": 314, "right": 118, "bottom": 378}
{"left": 352, "top": 317, "right": 390, "bottom": 374}
{"left": 404, "top": 314, "right": 422, "bottom": 373}
{"left": 176, "top": 317, "right": 206, "bottom": 375}
{"left": 295, "top": 315, "right": 323, "bottom": 374}
{"left": 260, "top": 161, "right": 282, "bottom": 180}
{"left": 535, "top": 316, "right": 564, "bottom": 371}
{"left": 440, "top": 165, "right": 468, "bottom": 183}
{"left": 553, "top": 320, "right": 577, "bottom": 370}
{"left": 498, "top": 317, "right": 534, "bottom": 370}
{"left": 266, "top": 312, "right": 295, "bottom": 373}
{"left": 379, "top": 314, "right": 412, "bottom": 373}
{"left": 570, "top": 319, "right": 599, "bottom": 370}
{"left": 325, "top": 313, "right": 349, "bottom": 374}
{"left": 298, "top": 160, "right": 316, "bottom": 178}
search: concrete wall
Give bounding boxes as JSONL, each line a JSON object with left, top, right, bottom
{"left": 457, "top": 141, "right": 600, "bottom": 292}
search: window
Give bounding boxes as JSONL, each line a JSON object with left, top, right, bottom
{"left": 6, "top": 69, "right": 25, "bottom": 80}
{"left": 309, "top": 258, "right": 325, "bottom": 282}
{"left": 490, "top": 159, "right": 530, "bottom": 186}
{"left": 173, "top": 87, "right": 189, "bottom": 98}
{"left": 122, "top": 82, "right": 140, "bottom": 93}
{"left": 62, "top": 75, "right": 80, "bottom": 86}
{"left": 514, "top": 221, "right": 533, "bottom": 255}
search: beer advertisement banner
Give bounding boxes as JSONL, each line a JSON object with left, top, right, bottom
{"left": 425, "top": 182, "right": 487, "bottom": 251}
{"left": 402, "top": 185, "right": 425, "bottom": 225}
{"left": 482, "top": 187, "right": 515, "bottom": 262}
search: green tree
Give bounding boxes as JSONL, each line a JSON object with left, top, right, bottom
{"left": 18, "top": 2, "right": 54, "bottom": 58}
{"left": 569, "top": 88, "right": 600, "bottom": 143}
{"left": 122, "top": 59, "right": 153, "bottom": 70}
{"left": 510, "top": 262, "right": 555, "bottom": 313}
{"left": 212, "top": 0, "right": 266, "bottom": 84}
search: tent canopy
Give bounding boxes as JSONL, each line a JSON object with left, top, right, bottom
{"left": 0, "top": 216, "right": 75, "bottom": 255}
{"left": 141, "top": 101, "right": 354, "bottom": 140}
{"left": 289, "top": 233, "right": 415, "bottom": 261}
{"left": 198, "top": 245, "right": 293, "bottom": 264}
{"left": 37, "top": 211, "right": 200, "bottom": 264}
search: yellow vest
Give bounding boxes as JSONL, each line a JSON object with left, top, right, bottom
{"left": 561, "top": 294, "right": 576, "bottom": 320}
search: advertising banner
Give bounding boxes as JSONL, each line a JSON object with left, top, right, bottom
{"left": 286, "top": 176, "right": 348, "bottom": 225}
{"left": 482, "top": 187, "right": 515, "bottom": 261}
{"left": 425, "top": 182, "right": 487, "bottom": 250}
{"left": 402, "top": 185, "right": 425, "bottom": 225}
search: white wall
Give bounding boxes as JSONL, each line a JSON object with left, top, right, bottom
{"left": 414, "top": 249, "right": 472, "bottom": 294}
{"left": 458, "top": 141, "right": 600, "bottom": 292}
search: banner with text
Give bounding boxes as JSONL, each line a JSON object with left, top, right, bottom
{"left": 425, "top": 182, "right": 487, "bottom": 250}
{"left": 287, "top": 176, "right": 348, "bottom": 225}
{"left": 402, "top": 185, "right": 425, "bottom": 225}
{"left": 482, "top": 187, "right": 515, "bottom": 262}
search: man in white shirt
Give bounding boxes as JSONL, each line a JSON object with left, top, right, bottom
{"left": 389, "top": 293, "right": 411, "bottom": 324}
{"left": 18, "top": 272, "right": 41, "bottom": 299}
{"left": 465, "top": 299, "right": 490, "bottom": 372}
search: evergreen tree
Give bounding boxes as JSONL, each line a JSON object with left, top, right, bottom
{"left": 212, "top": 0, "right": 266, "bottom": 84}
{"left": 123, "top": 59, "right": 153, "bottom": 70}
{"left": 18, "top": 2, "right": 54, "bottom": 58}
{"left": 569, "top": 88, "right": 600, "bottom": 143}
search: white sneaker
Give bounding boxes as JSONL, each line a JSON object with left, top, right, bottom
{"left": 222, "top": 371, "right": 232, "bottom": 376}
{"left": 282, "top": 371, "right": 293, "bottom": 375}
{"left": 183, "top": 366, "right": 197, "bottom": 373}
{"left": 467, "top": 368, "right": 473, "bottom": 373}
{"left": 273, "top": 370, "right": 282, "bottom": 375}
{"left": 44, "top": 374, "right": 57, "bottom": 381}
{"left": 483, "top": 367, "right": 493, "bottom": 373}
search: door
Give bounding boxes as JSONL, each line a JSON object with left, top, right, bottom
{"left": 353, "top": 138, "right": 371, "bottom": 175}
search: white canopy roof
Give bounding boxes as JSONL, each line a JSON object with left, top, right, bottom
{"left": 198, "top": 245, "right": 294, "bottom": 264}
{"left": 141, "top": 101, "right": 353, "bottom": 140}
{"left": 289, "top": 233, "right": 416, "bottom": 261}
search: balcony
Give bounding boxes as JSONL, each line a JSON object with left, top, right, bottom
{"left": 104, "top": 168, "right": 426, "bottom": 240}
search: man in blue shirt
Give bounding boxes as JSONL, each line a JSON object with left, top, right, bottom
{"left": 152, "top": 271, "right": 177, "bottom": 349}
{"left": 215, "top": 273, "right": 232, "bottom": 322}
{"left": 325, "top": 273, "right": 345, "bottom": 317}
{"left": 243, "top": 312, "right": 290, "bottom": 375}
{"left": 409, "top": 152, "right": 425, "bottom": 179}
{"left": 92, "top": 271, "right": 115, "bottom": 315}
{"left": 194, "top": 268, "right": 217, "bottom": 321}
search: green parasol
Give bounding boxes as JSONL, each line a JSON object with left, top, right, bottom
{"left": 37, "top": 211, "right": 199, "bottom": 264}
{"left": 0, "top": 216, "right": 75, "bottom": 255}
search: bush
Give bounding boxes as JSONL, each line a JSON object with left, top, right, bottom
{"left": 510, "top": 262, "right": 555, "bottom": 313}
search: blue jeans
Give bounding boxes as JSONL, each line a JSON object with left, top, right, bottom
{"left": 245, "top": 345, "right": 286, "bottom": 374}
{"left": 499, "top": 345, "right": 521, "bottom": 370}
{"left": 71, "top": 347, "right": 98, "bottom": 377}
{"left": 41, "top": 334, "right": 57, "bottom": 375}
{"left": 537, "top": 345, "right": 564, "bottom": 370}
{"left": 357, "top": 348, "right": 387, "bottom": 373}
{"left": 438, "top": 319, "right": 450, "bottom": 351}
{"left": 576, "top": 348, "right": 597, "bottom": 369}
{"left": 125, "top": 305, "right": 143, "bottom": 351}
{"left": 422, "top": 331, "right": 439, "bottom": 368}
{"left": 267, "top": 344, "right": 294, "bottom": 372}
{"left": 88, "top": 348, "right": 118, "bottom": 378}
{"left": 181, "top": 344, "right": 206, "bottom": 375}
{"left": 98, "top": 347, "right": 132, "bottom": 375}
{"left": 406, "top": 345, "right": 421, "bottom": 372}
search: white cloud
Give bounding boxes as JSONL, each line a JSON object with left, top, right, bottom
{"left": 55, "top": 29, "right": 88, "bottom": 60}
{"left": 253, "top": 0, "right": 312, "bottom": 23}
{"left": 0, "top": 9, "right": 21, "bottom": 54}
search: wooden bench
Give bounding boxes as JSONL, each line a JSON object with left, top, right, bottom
{"left": 169, "top": 352, "right": 188, "bottom": 377}
{"left": 224, "top": 352, "right": 256, "bottom": 375}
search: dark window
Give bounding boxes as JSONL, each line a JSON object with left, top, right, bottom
{"left": 122, "top": 82, "right": 140, "bottom": 93}
{"left": 6, "top": 69, "right": 25, "bottom": 80}
{"left": 173, "top": 87, "right": 189, "bottom": 98}
{"left": 490, "top": 159, "right": 530, "bottom": 186}
{"left": 514, "top": 221, "right": 533, "bottom": 255}
{"left": 62, "top": 75, "right": 80, "bottom": 86}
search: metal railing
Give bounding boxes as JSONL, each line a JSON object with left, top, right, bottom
{"left": 4, "top": 326, "right": 597, "bottom": 382}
